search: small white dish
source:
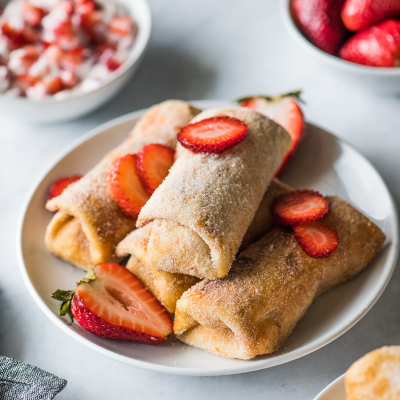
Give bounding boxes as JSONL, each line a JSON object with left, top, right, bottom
{"left": 18, "top": 101, "right": 398, "bottom": 376}
{"left": 314, "top": 375, "right": 346, "bottom": 400}
{"left": 280, "top": 0, "right": 400, "bottom": 94}
{"left": 0, "top": 0, "right": 151, "bottom": 123}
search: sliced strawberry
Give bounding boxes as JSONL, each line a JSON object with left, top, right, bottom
{"left": 60, "top": 70, "right": 77, "bottom": 88}
{"left": 48, "top": 175, "right": 82, "bottom": 200}
{"left": 22, "top": 2, "right": 44, "bottom": 27}
{"left": 60, "top": 46, "right": 84, "bottom": 70}
{"left": 52, "top": 263, "right": 173, "bottom": 344}
{"left": 273, "top": 190, "right": 328, "bottom": 226}
{"left": 177, "top": 117, "right": 248, "bottom": 154}
{"left": 294, "top": 221, "right": 339, "bottom": 258}
{"left": 16, "top": 73, "right": 37, "bottom": 91}
{"left": 106, "top": 57, "right": 121, "bottom": 71}
{"left": 1, "top": 22, "right": 26, "bottom": 48}
{"left": 108, "top": 153, "right": 150, "bottom": 218}
{"left": 135, "top": 144, "right": 175, "bottom": 195}
{"left": 43, "top": 75, "right": 64, "bottom": 94}
{"left": 238, "top": 91, "right": 305, "bottom": 176}
{"left": 108, "top": 15, "right": 132, "bottom": 36}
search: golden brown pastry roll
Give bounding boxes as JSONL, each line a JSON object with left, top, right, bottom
{"left": 174, "top": 196, "right": 385, "bottom": 359}
{"left": 117, "top": 179, "right": 291, "bottom": 313}
{"left": 136, "top": 107, "right": 291, "bottom": 279}
{"left": 45, "top": 100, "right": 201, "bottom": 269}
{"left": 118, "top": 222, "right": 200, "bottom": 314}
{"left": 345, "top": 346, "right": 400, "bottom": 400}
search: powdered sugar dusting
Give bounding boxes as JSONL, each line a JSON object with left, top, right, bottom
{"left": 138, "top": 107, "right": 291, "bottom": 278}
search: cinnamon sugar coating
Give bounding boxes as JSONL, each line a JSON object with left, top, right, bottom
{"left": 346, "top": 346, "right": 400, "bottom": 400}
{"left": 137, "top": 107, "right": 291, "bottom": 279}
{"left": 45, "top": 100, "right": 201, "bottom": 268}
{"left": 174, "top": 196, "right": 385, "bottom": 359}
{"left": 117, "top": 179, "right": 291, "bottom": 313}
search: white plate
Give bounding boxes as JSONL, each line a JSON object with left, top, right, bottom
{"left": 314, "top": 375, "right": 346, "bottom": 400}
{"left": 18, "top": 101, "right": 399, "bottom": 376}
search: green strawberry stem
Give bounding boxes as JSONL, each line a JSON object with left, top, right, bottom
{"left": 236, "top": 90, "right": 305, "bottom": 104}
{"left": 51, "top": 267, "right": 97, "bottom": 322}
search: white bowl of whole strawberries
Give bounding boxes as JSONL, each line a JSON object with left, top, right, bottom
{"left": 281, "top": 0, "right": 400, "bottom": 94}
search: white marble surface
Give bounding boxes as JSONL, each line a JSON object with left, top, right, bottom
{"left": 1, "top": 0, "right": 400, "bottom": 399}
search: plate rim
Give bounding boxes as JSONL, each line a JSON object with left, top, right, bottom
{"left": 17, "top": 101, "right": 399, "bottom": 376}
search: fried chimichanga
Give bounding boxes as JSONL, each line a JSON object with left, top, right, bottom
{"left": 174, "top": 196, "right": 385, "bottom": 359}
{"left": 136, "top": 107, "right": 291, "bottom": 279}
{"left": 45, "top": 100, "right": 201, "bottom": 269}
{"left": 117, "top": 179, "right": 291, "bottom": 313}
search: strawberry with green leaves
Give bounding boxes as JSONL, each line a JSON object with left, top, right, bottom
{"left": 52, "top": 263, "right": 173, "bottom": 344}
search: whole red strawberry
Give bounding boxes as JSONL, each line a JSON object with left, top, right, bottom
{"left": 339, "top": 20, "right": 400, "bottom": 67}
{"left": 292, "top": 0, "right": 348, "bottom": 55}
{"left": 52, "top": 263, "right": 173, "bottom": 344}
{"left": 342, "top": 0, "right": 400, "bottom": 31}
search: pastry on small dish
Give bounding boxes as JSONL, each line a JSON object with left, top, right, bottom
{"left": 346, "top": 346, "right": 400, "bottom": 400}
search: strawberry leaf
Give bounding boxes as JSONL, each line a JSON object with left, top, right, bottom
{"left": 51, "top": 289, "right": 74, "bottom": 302}
{"left": 236, "top": 90, "right": 305, "bottom": 104}
{"left": 51, "top": 268, "right": 97, "bottom": 322}
{"left": 52, "top": 289, "right": 75, "bottom": 322}
{"left": 77, "top": 267, "right": 96, "bottom": 285}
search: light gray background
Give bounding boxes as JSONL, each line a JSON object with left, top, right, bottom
{"left": 1, "top": 0, "right": 399, "bottom": 399}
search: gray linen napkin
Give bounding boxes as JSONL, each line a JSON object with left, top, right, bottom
{"left": 0, "top": 357, "right": 67, "bottom": 400}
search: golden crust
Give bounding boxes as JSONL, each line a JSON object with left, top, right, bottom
{"left": 117, "top": 179, "right": 291, "bottom": 313}
{"left": 120, "top": 223, "right": 200, "bottom": 313}
{"left": 345, "top": 346, "right": 400, "bottom": 400}
{"left": 174, "top": 196, "right": 385, "bottom": 359}
{"left": 137, "top": 107, "right": 291, "bottom": 279}
{"left": 44, "top": 100, "right": 201, "bottom": 268}
{"left": 126, "top": 256, "right": 199, "bottom": 314}
{"left": 45, "top": 211, "right": 92, "bottom": 269}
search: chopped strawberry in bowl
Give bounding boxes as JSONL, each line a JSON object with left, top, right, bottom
{"left": 0, "top": 0, "right": 151, "bottom": 122}
{"left": 281, "top": 0, "right": 400, "bottom": 94}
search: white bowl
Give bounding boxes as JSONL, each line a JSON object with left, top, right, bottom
{"left": 0, "top": 0, "right": 151, "bottom": 123}
{"left": 280, "top": 0, "right": 400, "bottom": 94}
